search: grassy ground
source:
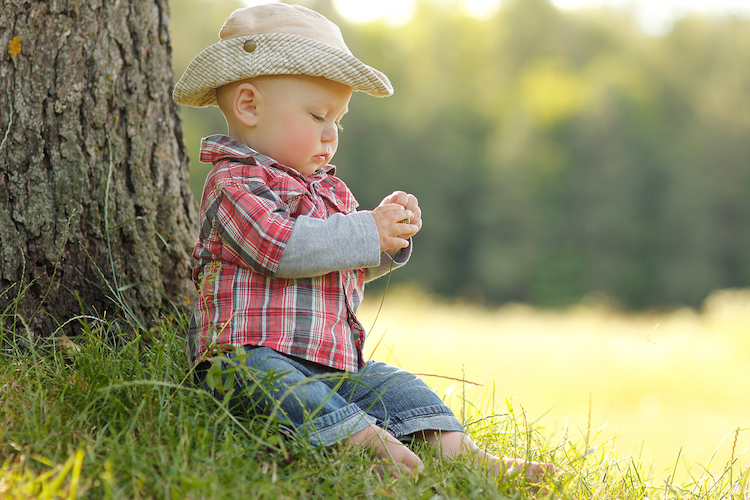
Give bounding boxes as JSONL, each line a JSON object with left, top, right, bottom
{"left": 1, "top": 296, "right": 748, "bottom": 499}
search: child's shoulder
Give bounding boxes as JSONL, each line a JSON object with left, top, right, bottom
{"left": 206, "top": 158, "right": 297, "bottom": 192}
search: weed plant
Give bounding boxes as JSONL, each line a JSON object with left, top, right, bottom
{"left": 1, "top": 308, "right": 748, "bottom": 499}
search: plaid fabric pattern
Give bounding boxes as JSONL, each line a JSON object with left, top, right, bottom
{"left": 189, "top": 135, "right": 368, "bottom": 372}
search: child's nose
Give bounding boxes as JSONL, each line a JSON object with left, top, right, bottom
{"left": 321, "top": 123, "right": 338, "bottom": 142}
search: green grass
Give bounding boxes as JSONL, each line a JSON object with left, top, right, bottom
{"left": 1, "top": 307, "right": 748, "bottom": 499}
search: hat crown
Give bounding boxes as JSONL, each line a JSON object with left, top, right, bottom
{"left": 219, "top": 4, "right": 351, "bottom": 55}
{"left": 173, "top": 3, "right": 393, "bottom": 107}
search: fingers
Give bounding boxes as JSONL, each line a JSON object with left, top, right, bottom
{"left": 522, "top": 462, "right": 555, "bottom": 496}
{"left": 399, "top": 194, "right": 421, "bottom": 233}
{"left": 371, "top": 204, "right": 420, "bottom": 253}
{"left": 380, "top": 191, "right": 409, "bottom": 208}
{"left": 381, "top": 192, "right": 418, "bottom": 211}
{"left": 404, "top": 205, "right": 422, "bottom": 233}
{"left": 377, "top": 192, "right": 422, "bottom": 241}
{"left": 500, "top": 458, "right": 555, "bottom": 486}
{"left": 401, "top": 193, "right": 419, "bottom": 214}
{"left": 377, "top": 203, "right": 413, "bottom": 222}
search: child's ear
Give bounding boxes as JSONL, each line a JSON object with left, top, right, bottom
{"left": 233, "top": 83, "right": 261, "bottom": 127}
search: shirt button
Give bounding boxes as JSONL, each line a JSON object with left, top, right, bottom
{"left": 243, "top": 39, "right": 257, "bottom": 53}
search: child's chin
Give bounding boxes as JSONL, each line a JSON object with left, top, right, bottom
{"left": 297, "top": 164, "right": 322, "bottom": 176}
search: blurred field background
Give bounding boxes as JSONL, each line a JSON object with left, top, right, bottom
{"left": 170, "top": 0, "right": 750, "bottom": 484}
{"left": 358, "top": 286, "right": 750, "bottom": 482}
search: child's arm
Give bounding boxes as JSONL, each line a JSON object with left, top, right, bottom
{"left": 275, "top": 192, "right": 420, "bottom": 279}
{"left": 275, "top": 212, "right": 382, "bottom": 278}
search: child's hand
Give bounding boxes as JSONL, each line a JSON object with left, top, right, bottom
{"left": 379, "top": 191, "right": 422, "bottom": 238}
{"left": 370, "top": 203, "right": 415, "bottom": 254}
{"left": 371, "top": 191, "right": 422, "bottom": 255}
{"left": 379, "top": 191, "right": 422, "bottom": 237}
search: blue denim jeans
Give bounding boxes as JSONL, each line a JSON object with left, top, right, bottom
{"left": 199, "top": 346, "right": 464, "bottom": 446}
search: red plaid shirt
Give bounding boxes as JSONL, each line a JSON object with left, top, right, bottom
{"left": 189, "top": 135, "right": 369, "bottom": 372}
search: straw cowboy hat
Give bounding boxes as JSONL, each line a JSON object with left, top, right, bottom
{"left": 173, "top": 3, "right": 393, "bottom": 107}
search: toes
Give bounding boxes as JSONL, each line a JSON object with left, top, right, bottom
{"left": 500, "top": 459, "right": 554, "bottom": 484}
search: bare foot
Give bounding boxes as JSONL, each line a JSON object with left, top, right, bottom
{"left": 418, "top": 430, "right": 554, "bottom": 484}
{"left": 493, "top": 456, "right": 555, "bottom": 496}
{"left": 491, "top": 456, "right": 555, "bottom": 483}
{"left": 347, "top": 424, "right": 424, "bottom": 478}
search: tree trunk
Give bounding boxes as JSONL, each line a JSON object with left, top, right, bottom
{"left": 0, "top": 0, "right": 197, "bottom": 339}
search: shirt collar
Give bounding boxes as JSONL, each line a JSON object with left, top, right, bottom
{"left": 200, "top": 134, "right": 337, "bottom": 180}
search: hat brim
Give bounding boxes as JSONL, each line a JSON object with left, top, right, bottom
{"left": 173, "top": 32, "right": 393, "bottom": 107}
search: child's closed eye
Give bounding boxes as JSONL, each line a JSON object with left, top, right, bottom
{"left": 311, "top": 113, "right": 344, "bottom": 132}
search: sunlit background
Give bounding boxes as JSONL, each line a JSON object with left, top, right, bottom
{"left": 170, "top": 0, "right": 750, "bottom": 481}
{"left": 331, "top": 0, "right": 750, "bottom": 35}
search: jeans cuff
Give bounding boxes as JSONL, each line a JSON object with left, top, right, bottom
{"left": 299, "top": 403, "right": 377, "bottom": 446}
{"left": 385, "top": 404, "right": 465, "bottom": 438}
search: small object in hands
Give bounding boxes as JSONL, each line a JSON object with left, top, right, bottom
{"left": 399, "top": 218, "right": 411, "bottom": 224}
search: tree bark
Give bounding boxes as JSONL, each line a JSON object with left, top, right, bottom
{"left": 0, "top": 0, "right": 197, "bottom": 339}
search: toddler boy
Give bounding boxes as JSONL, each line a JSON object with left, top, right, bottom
{"left": 174, "top": 3, "right": 552, "bottom": 482}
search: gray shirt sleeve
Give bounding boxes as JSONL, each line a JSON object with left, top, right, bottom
{"left": 276, "top": 211, "right": 411, "bottom": 280}
{"left": 364, "top": 244, "right": 411, "bottom": 282}
{"left": 275, "top": 211, "right": 381, "bottom": 278}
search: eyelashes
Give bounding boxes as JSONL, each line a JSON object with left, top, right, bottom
{"left": 311, "top": 113, "right": 345, "bottom": 132}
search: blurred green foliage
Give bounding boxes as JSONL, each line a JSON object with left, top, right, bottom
{"left": 169, "top": 0, "right": 750, "bottom": 310}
